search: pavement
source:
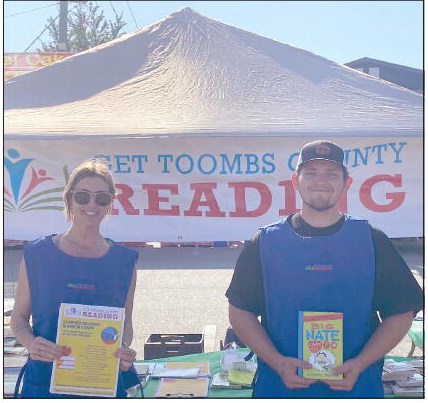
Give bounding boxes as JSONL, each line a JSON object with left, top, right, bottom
{"left": 4, "top": 239, "right": 424, "bottom": 360}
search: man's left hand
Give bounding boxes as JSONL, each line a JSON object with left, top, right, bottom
{"left": 322, "top": 359, "right": 363, "bottom": 391}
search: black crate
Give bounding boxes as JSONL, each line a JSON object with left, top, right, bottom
{"left": 144, "top": 333, "right": 204, "bottom": 360}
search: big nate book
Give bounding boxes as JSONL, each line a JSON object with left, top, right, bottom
{"left": 298, "top": 311, "right": 343, "bottom": 380}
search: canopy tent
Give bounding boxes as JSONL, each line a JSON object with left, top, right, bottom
{"left": 4, "top": 8, "right": 422, "bottom": 241}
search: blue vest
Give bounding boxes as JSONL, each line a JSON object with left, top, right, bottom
{"left": 255, "top": 216, "right": 383, "bottom": 398}
{"left": 21, "top": 235, "right": 138, "bottom": 398}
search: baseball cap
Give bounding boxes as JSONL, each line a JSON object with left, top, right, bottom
{"left": 296, "top": 140, "right": 345, "bottom": 170}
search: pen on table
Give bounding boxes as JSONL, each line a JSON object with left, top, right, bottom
{"left": 166, "top": 393, "right": 194, "bottom": 398}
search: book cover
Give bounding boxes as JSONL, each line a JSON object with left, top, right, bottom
{"left": 298, "top": 311, "right": 343, "bottom": 380}
{"left": 210, "top": 372, "right": 242, "bottom": 389}
{"left": 390, "top": 384, "right": 424, "bottom": 397}
{"left": 228, "top": 368, "right": 256, "bottom": 387}
{"left": 395, "top": 374, "right": 423, "bottom": 387}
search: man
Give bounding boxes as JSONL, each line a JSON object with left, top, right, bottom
{"left": 226, "top": 140, "right": 423, "bottom": 398}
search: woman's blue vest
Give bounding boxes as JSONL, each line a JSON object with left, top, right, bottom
{"left": 256, "top": 215, "right": 383, "bottom": 398}
{"left": 20, "top": 235, "right": 138, "bottom": 398}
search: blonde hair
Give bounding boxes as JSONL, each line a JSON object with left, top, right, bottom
{"left": 63, "top": 159, "right": 115, "bottom": 221}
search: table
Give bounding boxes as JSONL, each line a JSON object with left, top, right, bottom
{"left": 135, "top": 349, "right": 253, "bottom": 398}
{"left": 407, "top": 320, "right": 423, "bottom": 357}
{"left": 134, "top": 351, "right": 420, "bottom": 398}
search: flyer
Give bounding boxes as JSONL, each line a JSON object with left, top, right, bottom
{"left": 50, "top": 303, "right": 125, "bottom": 397}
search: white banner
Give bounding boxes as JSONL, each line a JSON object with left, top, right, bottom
{"left": 4, "top": 136, "right": 422, "bottom": 241}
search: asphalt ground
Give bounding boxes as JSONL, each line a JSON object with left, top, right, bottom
{"left": 4, "top": 239, "right": 424, "bottom": 360}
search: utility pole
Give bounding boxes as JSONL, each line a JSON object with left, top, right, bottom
{"left": 58, "top": 1, "right": 68, "bottom": 51}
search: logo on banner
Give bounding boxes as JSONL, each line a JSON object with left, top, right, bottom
{"left": 4, "top": 148, "right": 66, "bottom": 213}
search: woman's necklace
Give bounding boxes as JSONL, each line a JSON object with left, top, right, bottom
{"left": 63, "top": 233, "right": 104, "bottom": 255}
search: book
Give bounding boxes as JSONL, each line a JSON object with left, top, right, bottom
{"left": 4, "top": 354, "right": 29, "bottom": 368}
{"left": 4, "top": 367, "right": 23, "bottom": 397}
{"left": 4, "top": 336, "right": 19, "bottom": 347}
{"left": 383, "top": 382, "right": 394, "bottom": 395}
{"left": 4, "top": 345, "right": 27, "bottom": 355}
{"left": 298, "top": 311, "right": 343, "bottom": 380}
{"left": 210, "top": 372, "right": 242, "bottom": 389}
{"left": 228, "top": 368, "right": 255, "bottom": 387}
{"left": 390, "top": 384, "right": 424, "bottom": 397}
{"left": 382, "top": 361, "right": 417, "bottom": 382}
{"left": 395, "top": 374, "right": 423, "bottom": 388}
{"left": 155, "top": 377, "right": 210, "bottom": 398}
{"left": 406, "top": 359, "right": 424, "bottom": 370}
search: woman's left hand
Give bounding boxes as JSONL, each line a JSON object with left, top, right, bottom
{"left": 115, "top": 347, "right": 137, "bottom": 372}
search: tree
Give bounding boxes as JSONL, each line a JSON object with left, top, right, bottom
{"left": 39, "top": 1, "right": 127, "bottom": 52}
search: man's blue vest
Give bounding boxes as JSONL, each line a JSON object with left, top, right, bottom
{"left": 255, "top": 215, "right": 383, "bottom": 398}
{"left": 20, "top": 235, "right": 137, "bottom": 398}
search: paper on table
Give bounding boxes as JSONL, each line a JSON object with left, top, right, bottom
{"left": 153, "top": 368, "right": 200, "bottom": 378}
{"left": 134, "top": 362, "right": 156, "bottom": 375}
{"left": 155, "top": 377, "right": 209, "bottom": 397}
{"left": 152, "top": 361, "right": 210, "bottom": 378}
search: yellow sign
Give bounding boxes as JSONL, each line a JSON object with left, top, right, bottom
{"left": 50, "top": 303, "right": 125, "bottom": 397}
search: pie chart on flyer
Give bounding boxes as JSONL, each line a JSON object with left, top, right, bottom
{"left": 101, "top": 327, "right": 119, "bottom": 344}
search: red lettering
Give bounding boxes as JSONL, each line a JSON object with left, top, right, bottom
{"left": 142, "top": 184, "right": 180, "bottom": 216}
{"left": 184, "top": 183, "right": 226, "bottom": 217}
{"left": 111, "top": 184, "right": 140, "bottom": 215}
{"left": 338, "top": 177, "right": 353, "bottom": 213}
{"left": 229, "top": 182, "right": 272, "bottom": 217}
{"left": 359, "top": 174, "right": 405, "bottom": 212}
{"left": 278, "top": 180, "right": 299, "bottom": 215}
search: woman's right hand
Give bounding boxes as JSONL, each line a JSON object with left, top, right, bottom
{"left": 29, "top": 337, "right": 65, "bottom": 362}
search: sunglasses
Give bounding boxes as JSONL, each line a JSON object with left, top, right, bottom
{"left": 71, "top": 190, "right": 113, "bottom": 206}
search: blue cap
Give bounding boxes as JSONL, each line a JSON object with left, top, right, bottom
{"left": 296, "top": 140, "right": 345, "bottom": 169}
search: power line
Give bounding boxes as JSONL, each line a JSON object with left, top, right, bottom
{"left": 108, "top": 1, "right": 119, "bottom": 17}
{"left": 5, "top": 2, "right": 57, "bottom": 18}
{"left": 126, "top": 1, "right": 139, "bottom": 30}
{"left": 24, "top": 13, "right": 60, "bottom": 52}
{"left": 23, "top": 3, "right": 79, "bottom": 52}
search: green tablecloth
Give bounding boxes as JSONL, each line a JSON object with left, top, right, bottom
{"left": 134, "top": 351, "right": 419, "bottom": 398}
{"left": 408, "top": 320, "right": 423, "bottom": 350}
{"left": 136, "top": 349, "right": 253, "bottom": 398}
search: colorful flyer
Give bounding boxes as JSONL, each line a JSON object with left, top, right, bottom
{"left": 298, "top": 311, "right": 343, "bottom": 380}
{"left": 50, "top": 303, "right": 125, "bottom": 397}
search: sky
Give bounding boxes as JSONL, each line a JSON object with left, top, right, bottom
{"left": 3, "top": 1, "right": 423, "bottom": 69}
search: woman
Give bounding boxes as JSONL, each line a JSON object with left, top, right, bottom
{"left": 11, "top": 159, "right": 138, "bottom": 397}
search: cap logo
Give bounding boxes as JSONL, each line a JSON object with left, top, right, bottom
{"left": 315, "top": 143, "right": 331, "bottom": 156}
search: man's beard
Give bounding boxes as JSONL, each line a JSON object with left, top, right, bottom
{"left": 302, "top": 195, "right": 338, "bottom": 212}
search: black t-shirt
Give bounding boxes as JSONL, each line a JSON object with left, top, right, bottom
{"left": 226, "top": 214, "right": 423, "bottom": 325}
